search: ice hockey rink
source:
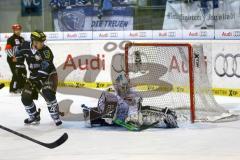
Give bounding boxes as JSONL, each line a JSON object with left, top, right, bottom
{"left": 2, "top": 1, "right": 240, "bottom": 159}
{"left": 0, "top": 87, "right": 240, "bottom": 160}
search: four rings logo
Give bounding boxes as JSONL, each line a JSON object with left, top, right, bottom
{"left": 110, "top": 33, "right": 118, "bottom": 37}
{"left": 233, "top": 31, "right": 240, "bottom": 37}
{"left": 200, "top": 31, "right": 207, "bottom": 37}
{"left": 47, "top": 33, "right": 59, "bottom": 39}
{"left": 214, "top": 53, "right": 240, "bottom": 77}
{"left": 168, "top": 32, "right": 176, "bottom": 37}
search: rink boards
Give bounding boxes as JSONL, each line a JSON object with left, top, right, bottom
{"left": 0, "top": 40, "right": 240, "bottom": 97}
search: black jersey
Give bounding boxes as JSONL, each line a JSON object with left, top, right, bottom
{"left": 16, "top": 41, "right": 56, "bottom": 81}
{"left": 5, "top": 34, "right": 24, "bottom": 57}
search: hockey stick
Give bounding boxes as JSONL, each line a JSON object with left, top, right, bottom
{"left": 0, "top": 124, "right": 68, "bottom": 149}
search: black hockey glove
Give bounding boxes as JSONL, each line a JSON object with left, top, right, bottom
{"left": 30, "top": 78, "right": 44, "bottom": 90}
{"left": 30, "top": 71, "right": 48, "bottom": 90}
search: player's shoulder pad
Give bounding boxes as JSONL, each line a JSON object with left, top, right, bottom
{"left": 19, "top": 41, "right": 31, "bottom": 50}
{"left": 41, "top": 45, "right": 53, "bottom": 60}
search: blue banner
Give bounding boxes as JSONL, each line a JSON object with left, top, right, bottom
{"left": 49, "top": 0, "right": 127, "bottom": 9}
{"left": 52, "top": 6, "right": 133, "bottom": 31}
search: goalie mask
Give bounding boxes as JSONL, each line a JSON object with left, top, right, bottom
{"left": 114, "top": 73, "right": 130, "bottom": 97}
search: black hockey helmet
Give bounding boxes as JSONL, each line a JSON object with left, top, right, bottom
{"left": 31, "top": 30, "right": 46, "bottom": 42}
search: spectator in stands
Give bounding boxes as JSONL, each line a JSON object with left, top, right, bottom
{"left": 97, "top": 0, "right": 113, "bottom": 19}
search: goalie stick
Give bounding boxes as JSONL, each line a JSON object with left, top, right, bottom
{"left": 0, "top": 124, "right": 68, "bottom": 149}
{"left": 113, "top": 119, "right": 159, "bottom": 131}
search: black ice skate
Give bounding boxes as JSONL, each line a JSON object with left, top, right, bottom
{"left": 54, "top": 119, "right": 62, "bottom": 126}
{"left": 24, "top": 109, "right": 41, "bottom": 125}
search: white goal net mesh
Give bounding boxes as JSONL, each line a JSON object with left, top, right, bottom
{"left": 125, "top": 43, "right": 231, "bottom": 122}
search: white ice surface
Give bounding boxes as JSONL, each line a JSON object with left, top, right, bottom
{"left": 0, "top": 88, "right": 240, "bottom": 160}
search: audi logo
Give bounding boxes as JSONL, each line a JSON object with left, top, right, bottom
{"left": 214, "top": 53, "right": 240, "bottom": 77}
{"left": 110, "top": 33, "right": 118, "bottom": 37}
{"left": 139, "top": 32, "right": 147, "bottom": 37}
{"left": 168, "top": 32, "right": 176, "bottom": 37}
{"left": 200, "top": 31, "right": 207, "bottom": 37}
{"left": 233, "top": 31, "right": 240, "bottom": 37}
{"left": 48, "top": 34, "right": 58, "bottom": 39}
{"left": 79, "top": 33, "right": 87, "bottom": 38}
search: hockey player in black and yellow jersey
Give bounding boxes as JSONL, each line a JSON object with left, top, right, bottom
{"left": 16, "top": 30, "right": 62, "bottom": 126}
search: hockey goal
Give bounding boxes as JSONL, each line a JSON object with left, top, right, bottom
{"left": 124, "top": 42, "right": 234, "bottom": 123}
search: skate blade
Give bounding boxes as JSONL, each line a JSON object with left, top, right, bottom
{"left": 24, "top": 121, "right": 40, "bottom": 126}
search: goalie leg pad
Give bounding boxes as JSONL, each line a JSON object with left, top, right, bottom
{"left": 141, "top": 106, "right": 178, "bottom": 128}
{"left": 82, "top": 106, "right": 111, "bottom": 127}
{"left": 164, "top": 114, "right": 178, "bottom": 128}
